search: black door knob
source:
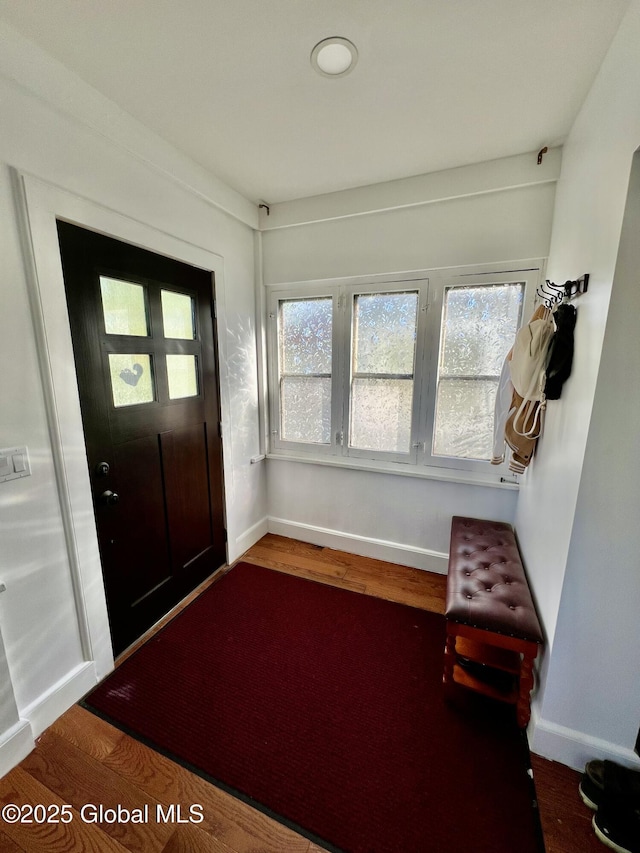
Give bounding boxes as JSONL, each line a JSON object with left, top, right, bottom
{"left": 100, "top": 490, "right": 120, "bottom": 507}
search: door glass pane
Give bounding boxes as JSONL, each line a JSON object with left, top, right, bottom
{"left": 161, "top": 290, "right": 196, "bottom": 340}
{"left": 350, "top": 378, "right": 413, "bottom": 452}
{"left": 353, "top": 292, "right": 418, "bottom": 374}
{"left": 281, "top": 376, "right": 331, "bottom": 444}
{"left": 167, "top": 354, "right": 199, "bottom": 399}
{"left": 108, "top": 354, "right": 154, "bottom": 407}
{"left": 100, "top": 277, "right": 149, "bottom": 336}
{"left": 433, "top": 379, "right": 498, "bottom": 459}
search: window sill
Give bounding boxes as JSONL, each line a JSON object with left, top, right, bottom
{"left": 266, "top": 452, "right": 520, "bottom": 490}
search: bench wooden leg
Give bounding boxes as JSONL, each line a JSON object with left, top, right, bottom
{"left": 443, "top": 628, "right": 456, "bottom": 688}
{"left": 516, "top": 652, "right": 535, "bottom": 728}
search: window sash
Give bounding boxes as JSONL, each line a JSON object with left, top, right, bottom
{"left": 269, "top": 290, "right": 342, "bottom": 455}
{"left": 344, "top": 284, "right": 426, "bottom": 463}
{"left": 422, "top": 273, "right": 531, "bottom": 473}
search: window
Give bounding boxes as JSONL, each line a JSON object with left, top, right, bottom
{"left": 349, "top": 292, "right": 419, "bottom": 455}
{"left": 268, "top": 265, "right": 538, "bottom": 478}
{"left": 278, "top": 297, "right": 333, "bottom": 444}
{"left": 433, "top": 282, "right": 524, "bottom": 460}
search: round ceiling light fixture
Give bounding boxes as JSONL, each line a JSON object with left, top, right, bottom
{"left": 311, "top": 37, "right": 358, "bottom": 78}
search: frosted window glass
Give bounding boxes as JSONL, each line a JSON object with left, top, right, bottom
{"left": 353, "top": 292, "right": 418, "bottom": 375}
{"left": 440, "top": 284, "right": 523, "bottom": 376}
{"left": 281, "top": 377, "right": 331, "bottom": 443}
{"left": 280, "top": 298, "right": 332, "bottom": 374}
{"left": 100, "top": 278, "right": 149, "bottom": 336}
{"left": 433, "top": 282, "right": 524, "bottom": 460}
{"left": 167, "top": 354, "right": 198, "bottom": 399}
{"left": 349, "top": 291, "right": 418, "bottom": 453}
{"left": 279, "top": 297, "right": 332, "bottom": 444}
{"left": 433, "top": 379, "right": 499, "bottom": 459}
{"left": 108, "top": 355, "right": 154, "bottom": 407}
{"left": 161, "top": 290, "right": 196, "bottom": 340}
{"left": 350, "top": 378, "right": 413, "bottom": 452}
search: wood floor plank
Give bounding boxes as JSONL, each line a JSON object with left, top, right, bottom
{"left": 241, "top": 554, "right": 367, "bottom": 593}
{"left": 247, "top": 534, "right": 324, "bottom": 559}
{"left": 48, "top": 703, "right": 122, "bottom": 762}
{"left": 0, "top": 828, "right": 27, "bottom": 853}
{"left": 250, "top": 535, "right": 447, "bottom": 612}
{"left": 532, "top": 755, "right": 602, "bottom": 853}
{"left": 339, "top": 560, "right": 446, "bottom": 612}
{"left": 242, "top": 545, "right": 350, "bottom": 579}
{"left": 19, "top": 729, "right": 172, "bottom": 853}
{"left": 160, "top": 824, "right": 241, "bottom": 853}
{"left": 0, "top": 767, "right": 129, "bottom": 853}
{"left": 102, "top": 730, "right": 311, "bottom": 853}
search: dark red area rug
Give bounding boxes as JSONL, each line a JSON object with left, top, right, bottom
{"left": 83, "top": 562, "right": 544, "bottom": 853}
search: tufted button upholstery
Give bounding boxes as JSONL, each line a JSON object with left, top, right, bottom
{"left": 445, "top": 516, "right": 543, "bottom": 643}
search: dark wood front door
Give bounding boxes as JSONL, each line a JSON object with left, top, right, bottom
{"left": 57, "top": 221, "right": 226, "bottom": 655}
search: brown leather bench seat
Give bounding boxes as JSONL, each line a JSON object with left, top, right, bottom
{"left": 443, "top": 516, "right": 543, "bottom": 727}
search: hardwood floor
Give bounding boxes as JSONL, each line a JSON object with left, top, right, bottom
{"left": 0, "top": 534, "right": 601, "bottom": 852}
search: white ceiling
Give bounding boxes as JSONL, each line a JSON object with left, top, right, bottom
{"left": 0, "top": 0, "right": 630, "bottom": 204}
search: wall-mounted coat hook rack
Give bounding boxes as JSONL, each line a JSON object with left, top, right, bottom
{"left": 536, "top": 274, "right": 589, "bottom": 308}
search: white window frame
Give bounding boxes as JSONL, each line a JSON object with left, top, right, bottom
{"left": 341, "top": 280, "right": 429, "bottom": 465}
{"left": 421, "top": 267, "right": 537, "bottom": 474}
{"left": 266, "top": 262, "right": 543, "bottom": 482}
{"left": 267, "top": 286, "right": 342, "bottom": 457}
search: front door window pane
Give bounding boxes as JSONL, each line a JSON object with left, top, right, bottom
{"left": 161, "top": 290, "right": 196, "bottom": 340}
{"left": 108, "top": 354, "right": 154, "bottom": 407}
{"left": 167, "top": 354, "right": 199, "bottom": 399}
{"left": 100, "top": 278, "right": 149, "bottom": 336}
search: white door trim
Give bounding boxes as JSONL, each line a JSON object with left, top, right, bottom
{"left": 11, "top": 169, "right": 231, "bottom": 682}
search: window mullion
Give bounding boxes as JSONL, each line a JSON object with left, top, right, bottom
{"left": 408, "top": 281, "right": 429, "bottom": 462}
{"left": 332, "top": 286, "right": 348, "bottom": 455}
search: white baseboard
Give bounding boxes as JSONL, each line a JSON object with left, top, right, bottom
{"left": 267, "top": 517, "right": 449, "bottom": 573}
{"left": 0, "top": 719, "right": 34, "bottom": 779}
{"left": 234, "top": 517, "right": 269, "bottom": 562}
{"left": 19, "top": 661, "right": 97, "bottom": 740}
{"left": 529, "top": 706, "right": 640, "bottom": 772}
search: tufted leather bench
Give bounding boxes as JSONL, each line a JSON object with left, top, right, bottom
{"left": 443, "top": 516, "right": 543, "bottom": 727}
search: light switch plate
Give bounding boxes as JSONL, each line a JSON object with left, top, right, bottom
{"left": 0, "top": 446, "right": 31, "bottom": 483}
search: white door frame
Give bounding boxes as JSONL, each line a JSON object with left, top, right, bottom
{"left": 12, "top": 169, "right": 231, "bottom": 683}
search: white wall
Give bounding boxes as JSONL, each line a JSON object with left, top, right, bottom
{"left": 516, "top": 0, "right": 640, "bottom": 769}
{"left": 262, "top": 169, "right": 557, "bottom": 286}
{"left": 267, "top": 461, "right": 519, "bottom": 571}
{"left": 544, "top": 155, "right": 640, "bottom": 754}
{"left": 0, "top": 21, "right": 264, "bottom": 775}
{"left": 261, "top": 153, "right": 557, "bottom": 567}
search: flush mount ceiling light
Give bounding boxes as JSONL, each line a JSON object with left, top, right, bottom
{"left": 311, "top": 37, "right": 358, "bottom": 78}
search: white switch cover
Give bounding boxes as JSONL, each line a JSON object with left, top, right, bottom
{"left": 0, "top": 446, "right": 31, "bottom": 483}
